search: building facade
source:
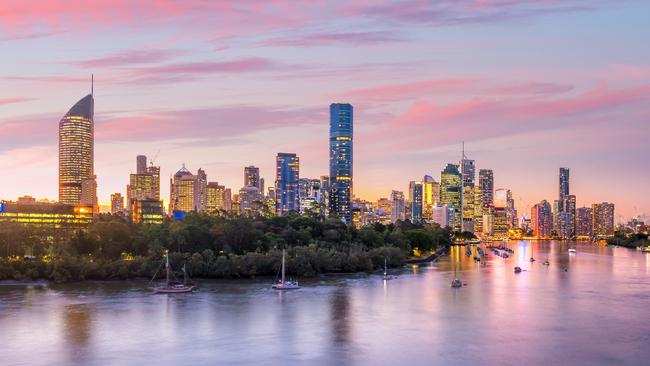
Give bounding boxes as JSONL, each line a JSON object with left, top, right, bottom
{"left": 329, "top": 103, "right": 353, "bottom": 223}
{"left": 440, "top": 164, "right": 462, "bottom": 231}
{"left": 275, "top": 153, "right": 300, "bottom": 216}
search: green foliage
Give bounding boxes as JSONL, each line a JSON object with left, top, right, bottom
{"left": 0, "top": 212, "right": 451, "bottom": 282}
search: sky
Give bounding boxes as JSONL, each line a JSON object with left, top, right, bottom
{"left": 0, "top": 0, "right": 648, "bottom": 221}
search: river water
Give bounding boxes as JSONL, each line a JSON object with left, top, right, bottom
{"left": 1, "top": 241, "right": 649, "bottom": 366}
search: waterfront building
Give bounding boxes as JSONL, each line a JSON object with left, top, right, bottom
{"left": 461, "top": 153, "right": 475, "bottom": 233}
{"left": 433, "top": 204, "right": 455, "bottom": 229}
{"left": 390, "top": 190, "right": 405, "bottom": 223}
{"left": 0, "top": 200, "right": 93, "bottom": 231}
{"left": 422, "top": 175, "right": 440, "bottom": 223}
{"left": 110, "top": 193, "right": 124, "bottom": 214}
{"left": 592, "top": 202, "right": 615, "bottom": 237}
{"left": 482, "top": 210, "right": 494, "bottom": 236}
{"left": 275, "top": 153, "right": 300, "bottom": 215}
{"left": 576, "top": 206, "right": 593, "bottom": 238}
{"left": 493, "top": 207, "right": 508, "bottom": 238}
{"left": 531, "top": 200, "right": 553, "bottom": 238}
{"left": 440, "top": 163, "right": 462, "bottom": 231}
{"left": 329, "top": 103, "right": 353, "bottom": 223}
{"left": 59, "top": 92, "right": 96, "bottom": 212}
{"left": 478, "top": 169, "right": 494, "bottom": 207}
{"left": 409, "top": 181, "right": 423, "bottom": 223}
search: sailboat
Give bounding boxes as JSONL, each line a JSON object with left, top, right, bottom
{"left": 272, "top": 249, "right": 300, "bottom": 290}
{"left": 383, "top": 257, "right": 397, "bottom": 280}
{"left": 152, "top": 250, "right": 195, "bottom": 294}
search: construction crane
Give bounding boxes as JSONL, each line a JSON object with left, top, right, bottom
{"left": 149, "top": 149, "right": 160, "bottom": 167}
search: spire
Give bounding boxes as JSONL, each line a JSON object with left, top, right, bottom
{"left": 91, "top": 74, "right": 94, "bottom": 96}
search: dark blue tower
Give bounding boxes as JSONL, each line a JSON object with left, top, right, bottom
{"left": 329, "top": 103, "right": 353, "bottom": 223}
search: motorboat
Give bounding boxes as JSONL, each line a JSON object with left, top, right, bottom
{"left": 568, "top": 248, "right": 577, "bottom": 253}
{"left": 272, "top": 249, "right": 300, "bottom": 290}
{"left": 514, "top": 266, "right": 522, "bottom": 273}
{"left": 543, "top": 260, "right": 550, "bottom": 266}
{"left": 530, "top": 257, "right": 536, "bottom": 262}
{"left": 451, "top": 278, "right": 463, "bottom": 288}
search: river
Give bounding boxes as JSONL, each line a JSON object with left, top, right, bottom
{"left": 1, "top": 241, "right": 649, "bottom": 366}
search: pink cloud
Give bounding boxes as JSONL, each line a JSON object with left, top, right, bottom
{"left": 257, "top": 31, "right": 403, "bottom": 47}
{"left": 0, "top": 97, "right": 35, "bottom": 105}
{"left": 341, "top": 78, "right": 479, "bottom": 102}
{"left": 72, "top": 49, "right": 185, "bottom": 68}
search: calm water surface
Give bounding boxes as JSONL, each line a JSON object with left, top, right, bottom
{"left": 1, "top": 241, "right": 649, "bottom": 366}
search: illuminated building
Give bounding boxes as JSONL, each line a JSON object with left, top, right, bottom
{"left": 169, "top": 165, "right": 207, "bottom": 214}
{"left": 390, "top": 190, "right": 405, "bottom": 223}
{"left": 131, "top": 199, "right": 163, "bottom": 225}
{"left": 592, "top": 202, "right": 615, "bottom": 237}
{"left": 299, "top": 178, "right": 322, "bottom": 214}
{"left": 576, "top": 206, "right": 593, "bottom": 238}
{"left": 377, "top": 197, "right": 392, "bottom": 214}
{"left": 223, "top": 188, "right": 232, "bottom": 211}
{"left": 0, "top": 200, "right": 93, "bottom": 230}
{"left": 492, "top": 189, "right": 508, "bottom": 238}
{"left": 531, "top": 200, "right": 553, "bottom": 238}
{"left": 59, "top": 92, "right": 96, "bottom": 212}
{"left": 239, "top": 185, "right": 263, "bottom": 216}
{"left": 136, "top": 155, "right": 147, "bottom": 174}
{"left": 329, "top": 103, "right": 353, "bottom": 224}
{"left": 110, "top": 193, "right": 124, "bottom": 214}
{"left": 460, "top": 151, "right": 475, "bottom": 233}
{"left": 478, "top": 169, "right": 494, "bottom": 207}
{"left": 433, "top": 204, "right": 455, "bottom": 229}
{"left": 422, "top": 175, "right": 439, "bottom": 223}
{"left": 440, "top": 163, "right": 462, "bottom": 231}
{"left": 244, "top": 166, "right": 261, "bottom": 189}
{"left": 409, "top": 181, "right": 423, "bottom": 223}
{"left": 559, "top": 167, "right": 570, "bottom": 201}
{"left": 320, "top": 176, "right": 330, "bottom": 216}
{"left": 206, "top": 182, "right": 226, "bottom": 213}
{"left": 275, "top": 153, "right": 300, "bottom": 215}
{"left": 482, "top": 210, "right": 494, "bottom": 236}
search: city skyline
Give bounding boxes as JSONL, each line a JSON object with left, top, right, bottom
{"left": 1, "top": 1, "right": 649, "bottom": 220}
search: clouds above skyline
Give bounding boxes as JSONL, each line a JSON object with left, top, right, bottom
{"left": 0, "top": 0, "right": 649, "bottom": 219}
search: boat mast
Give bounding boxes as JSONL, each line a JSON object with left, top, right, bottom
{"left": 384, "top": 257, "right": 387, "bottom": 275}
{"left": 281, "top": 249, "right": 286, "bottom": 285}
{"left": 165, "top": 250, "right": 170, "bottom": 287}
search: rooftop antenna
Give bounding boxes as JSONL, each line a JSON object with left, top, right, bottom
{"left": 91, "top": 74, "right": 94, "bottom": 96}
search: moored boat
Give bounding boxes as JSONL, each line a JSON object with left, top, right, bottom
{"left": 152, "top": 250, "right": 195, "bottom": 294}
{"left": 272, "top": 249, "right": 300, "bottom": 290}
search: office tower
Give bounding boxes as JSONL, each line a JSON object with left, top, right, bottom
{"left": 460, "top": 149, "right": 475, "bottom": 232}
{"left": 482, "top": 209, "right": 494, "bottom": 236}
{"left": 478, "top": 169, "right": 494, "bottom": 208}
{"left": 422, "top": 175, "right": 440, "bottom": 222}
{"left": 440, "top": 164, "right": 462, "bottom": 231}
{"left": 59, "top": 91, "right": 95, "bottom": 209}
{"left": 562, "top": 194, "right": 577, "bottom": 238}
{"left": 80, "top": 176, "right": 98, "bottom": 211}
{"left": 473, "top": 187, "right": 483, "bottom": 231}
{"left": 244, "top": 166, "right": 260, "bottom": 189}
{"left": 329, "top": 103, "right": 353, "bottom": 223}
{"left": 390, "top": 190, "right": 405, "bottom": 223}
{"left": 377, "top": 197, "right": 392, "bottom": 215}
{"left": 592, "top": 202, "right": 615, "bottom": 237}
{"left": 206, "top": 182, "right": 226, "bottom": 212}
{"left": 409, "top": 181, "right": 423, "bottom": 223}
{"left": 298, "top": 178, "right": 322, "bottom": 214}
{"left": 110, "top": 193, "right": 124, "bottom": 214}
{"left": 559, "top": 167, "right": 570, "bottom": 201}
{"left": 239, "top": 185, "right": 263, "bottom": 216}
{"left": 433, "top": 204, "right": 455, "bottom": 228}
{"left": 506, "top": 189, "right": 516, "bottom": 229}
{"left": 275, "top": 153, "right": 300, "bottom": 215}
{"left": 169, "top": 165, "right": 207, "bottom": 214}
{"left": 320, "top": 176, "right": 330, "bottom": 216}
{"left": 531, "top": 200, "right": 553, "bottom": 238}
{"left": 576, "top": 206, "right": 593, "bottom": 238}
{"left": 223, "top": 188, "right": 232, "bottom": 211}
{"left": 492, "top": 189, "right": 508, "bottom": 238}
{"left": 136, "top": 155, "right": 147, "bottom": 174}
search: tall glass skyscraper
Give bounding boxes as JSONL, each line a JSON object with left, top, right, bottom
{"left": 275, "top": 153, "right": 300, "bottom": 216}
{"left": 409, "top": 181, "right": 423, "bottom": 223}
{"left": 59, "top": 93, "right": 95, "bottom": 207}
{"left": 559, "top": 167, "right": 570, "bottom": 201}
{"left": 329, "top": 103, "right": 353, "bottom": 223}
{"left": 440, "top": 163, "right": 461, "bottom": 231}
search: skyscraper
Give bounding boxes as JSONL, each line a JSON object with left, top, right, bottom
{"left": 110, "top": 193, "right": 124, "bottom": 214}
{"left": 592, "top": 202, "right": 615, "bottom": 237}
{"left": 422, "top": 175, "right": 440, "bottom": 223}
{"left": 460, "top": 150, "right": 475, "bottom": 232}
{"left": 390, "top": 190, "right": 405, "bottom": 223}
{"left": 559, "top": 167, "right": 570, "bottom": 201}
{"left": 59, "top": 92, "right": 95, "bottom": 209}
{"left": 169, "top": 165, "right": 207, "bottom": 214}
{"left": 440, "top": 164, "right": 462, "bottom": 231}
{"left": 244, "top": 166, "right": 261, "bottom": 189}
{"left": 478, "top": 169, "right": 494, "bottom": 207}
{"left": 531, "top": 200, "right": 553, "bottom": 238}
{"left": 576, "top": 206, "right": 593, "bottom": 238}
{"left": 275, "top": 153, "right": 300, "bottom": 215}
{"left": 136, "top": 155, "right": 147, "bottom": 174}
{"left": 329, "top": 103, "right": 353, "bottom": 224}
{"left": 206, "top": 182, "right": 226, "bottom": 213}
{"left": 409, "top": 181, "right": 423, "bottom": 223}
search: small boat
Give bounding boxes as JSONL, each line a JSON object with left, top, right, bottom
{"left": 272, "top": 249, "right": 300, "bottom": 290}
{"left": 530, "top": 257, "right": 536, "bottom": 262}
{"left": 563, "top": 267, "right": 568, "bottom": 272}
{"left": 543, "top": 260, "right": 550, "bottom": 266}
{"left": 514, "top": 266, "right": 522, "bottom": 273}
{"left": 568, "top": 248, "right": 577, "bottom": 253}
{"left": 383, "top": 257, "right": 397, "bottom": 280}
{"left": 152, "top": 250, "right": 195, "bottom": 294}
{"left": 451, "top": 278, "right": 463, "bottom": 288}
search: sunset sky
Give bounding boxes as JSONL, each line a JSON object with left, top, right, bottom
{"left": 0, "top": 1, "right": 648, "bottom": 220}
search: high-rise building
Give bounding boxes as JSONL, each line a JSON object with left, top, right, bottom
{"left": 460, "top": 152, "right": 475, "bottom": 232}
{"left": 136, "top": 155, "right": 147, "bottom": 174}
{"left": 478, "top": 169, "right": 494, "bottom": 208}
{"left": 576, "top": 206, "right": 593, "bottom": 238}
{"left": 223, "top": 188, "right": 232, "bottom": 211}
{"left": 433, "top": 204, "right": 455, "bottom": 228}
{"left": 275, "top": 153, "right": 300, "bottom": 215}
{"left": 390, "top": 190, "right": 405, "bottom": 223}
{"left": 110, "top": 193, "right": 124, "bottom": 214}
{"left": 169, "top": 165, "right": 207, "bottom": 214}
{"left": 422, "top": 175, "right": 440, "bottom": 223}
{"left": 298, "top": 178, "right": 322, "bottom": 214}
{"left": 329, "top": 103, "right": 353, "bottom": 223}
{"left": 206, "top": 182, "right": 226, "bottom": 213}
{"left": 440, "top": 164, "right": 462, "bottom": 231}
{"left": 409, "top": 180, "right": 423, "bottom": 223}
{"left": 320, "top": 176, "right": 330, "bottom": 216}
{"left": 59, "top": 92, "right": 96, "bottom": 211}
{"left": 559, "top": 167, "right": 570, "bottom": 201}
{"left": 592, "top": 202, "right": 615, "bottom": 237}
{"left": 531, "top": 200, "right": 553, "bottom": 238}
{"left": 239, "top": 185, "right": 263, "bottom": 216}
{"left": 244, "top": 166, "right": 261, "bottom": 189}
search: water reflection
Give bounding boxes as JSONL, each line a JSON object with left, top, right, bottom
{"left": 62, "top": 303, "right": 93, "bottom": 364}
